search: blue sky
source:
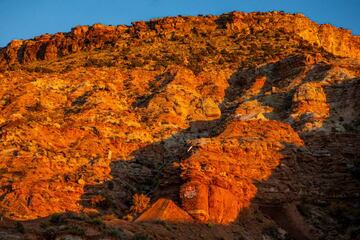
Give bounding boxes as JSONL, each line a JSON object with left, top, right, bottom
{"left": 0, "top": 0, "right": 359, "bottom": 47}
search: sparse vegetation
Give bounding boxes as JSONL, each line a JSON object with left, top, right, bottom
{"left": 133, "top": 233, "right": 151, "bottom": 240}
{"left": 42, "top": 226, "right": 58, "bottom": 240}
{"left": 64, "top": 225, "right": 86, "bottom": 236}
{"left": 88, "top": 217, "right": 104, "bottom": 225}
{"left": 49, "top": 213, "right": 65, "bottom": 225}
{"left": 131, "top": 193, "right": 150, "bottom": 214}
{"left": 0, "top": 10, "right": 358, "bottom": 240}
{"left": 89, "top": 194, "right": 113, "bottom": 210}
{"left": 105, "top": 227, "right": 125, "bottom": 238}
{"left": 15, "top": 222, "right": 25, "bottom": 234}
{"left": 84, "top": 57, "right": 115, "bottom": 67}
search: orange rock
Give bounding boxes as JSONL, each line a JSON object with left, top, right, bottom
{"left": 180, "top": 120, "right": 304, "bottom": 223}
{"left": 0, "top": 12, "right": 358, "bottom": 240}
{"left": 135, "top": 198, "right": 193, "bottom": 222}
{"left": 291, "top": 82, "right": 329, "bottom": 131}
{"left": 208, "top": 185, "right": 239, "bottom": 224}
{"left": 2, "top": 11, "right": 360, "bottom": 67}
{"left": 180, "top": 181, "right": 209, "bottom": 221}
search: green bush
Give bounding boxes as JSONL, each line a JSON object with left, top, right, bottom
{"left": 15, "top": 222, "right": 25, "bottom": 234}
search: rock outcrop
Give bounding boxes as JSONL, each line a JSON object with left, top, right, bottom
{"left": 180, "top": 120, "right": 303, "bottom": 224}
{"left": 1, "top": 11, "right": 360, "bottom": 69}
{"left": 135, "top": 198, "right": 193, "bottom": 222}
{"left": 0, "top": 11, "right": 359, "bottom": 240}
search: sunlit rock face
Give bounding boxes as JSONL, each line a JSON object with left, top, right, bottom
{"left": 0, "top": 11, "right": 359, "bottom": 240}
{"left": 180, "top": 120, "right": 303, "bottom": 224}
{"left": 2, "top": 11, "right": 360, "bottom": 67}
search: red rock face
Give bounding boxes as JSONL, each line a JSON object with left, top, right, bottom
{"left": 1, "top": 11, "right": 360, "bottom": 68}
{"left": 290, "top": 82, "right": 330, "bottom": 131}
{"left": 180, "top": 120, "right": 303, "bottom": 224}
{"left": 181, "top": 181, "right": 210, "bottom": 221}
{"left": 0, "top": 11, "right": 359, "bottom": 240}
{"left": 135, "top": 198, "right": 193, "bottom": 222}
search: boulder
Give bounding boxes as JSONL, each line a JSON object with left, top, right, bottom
{"left": 208, "top": 185, "right": 240, "bottom": 224}
{"left": 180, "top": 181, "right": 209, "bottom": 221}
{"left": 202, "top": 98, "right": 221, "bottom": 118}
{"left": 135, "top": 198, "right": 193, "bottom": 222}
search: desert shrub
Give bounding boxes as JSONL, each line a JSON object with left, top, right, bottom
{"left": 187, "top": 62, "right": 203, "bottom": 75}
{"left": 220, "top": 49, "right": 230, "bottom": 55}
{"left": 120, "top": 47, "right": 131, "bottom": 55}
{"left": 105, "top": 227, "right": 125, "bottom": 238}
{"left": 42, "top": 226, "right": 58, "bottom": 240}
{"left": 64, "top": 225, "right": 85, "bottom": 236}
{"left": 131, "top": 193, "right": 150, "bottom": 214}
{"left": 133, "top": 233, "right": 151, "bottom": 240}
{"left": 206, "top": 45, "right": 218, "bottom": 56}
{"left": 26, "top": 102, "right": 42, "bottom": 112}
{"left": 60, "top": 64, "right": 74, "bottom": 73}
{"left": 187, "top": 54, "right": 204, "bottom": 75}
{"left": 88, "top": 217, "right": 104, "bottom": 225}
{"left": 224, "top": 52, "right": 239, "bottom": 63}
{"left": 166, "top": 54, "right": 183, "bottom": 65}
{"left": 72, "top": 91, "right": 91, "bottom": 106}
{"left": 15, "top": 222, "right": 25, "bottom": 233}
{"left": 154, "top": 59, "right": 169, "bottom": 69}
{"left": 65, "top": 212, "right": 90, "bottom": 221}
{"left": 127, "top": 58, "right": 145, "bottom": 68}
{"left": 49, "top": 213, "right": 66, "bottom": 225}
{"left": 262, "top": 226, "right": 289, "bottom": 240}
{"left": 84, "top": 57, "right": 114, "bottom": 67}
{"left": 90, "top": 194, "right": 113, "bottom": 209}
{"left": 207, "top": 223, "right": 215, "bottom": 228}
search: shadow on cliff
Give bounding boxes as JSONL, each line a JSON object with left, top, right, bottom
{"left": 251, "top": 72, "right": 360, "bottom": 240}
{"left": 77, "top": 55, "right": 326, "bottom": 239}
{"left": 66, "top": 57, "right": 360, "bottom": 239}
{"left": 2, "top": 56, "right": 360, "bottom": 240}
{"left": 79, "top": 62, "right": 250, "bottom": 217}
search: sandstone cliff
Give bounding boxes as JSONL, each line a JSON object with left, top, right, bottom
{"left": 0, "top": 11, "right": 359, "bottom": 240}
{"left": 1, "top": 11, "right": 360, "bottom": 69}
